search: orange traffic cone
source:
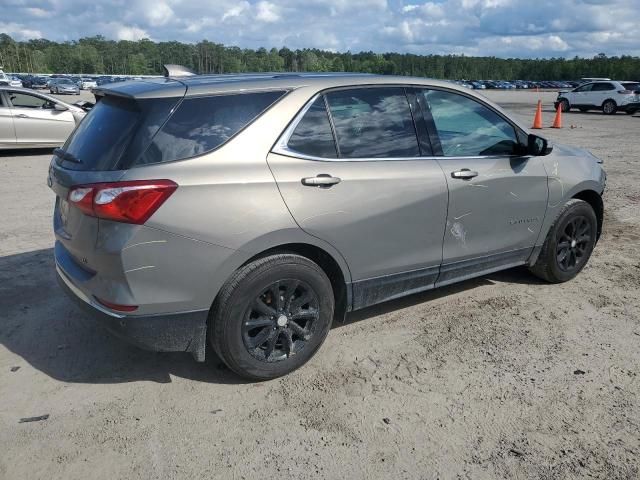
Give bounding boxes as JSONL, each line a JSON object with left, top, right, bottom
{"left": 551, "top": 103, "right": 563, "bottom": 128}
{"left": 532, "top": 100, "right": 543, "bottom": 129}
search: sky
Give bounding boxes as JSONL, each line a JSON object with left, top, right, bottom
{"left": 1, "top": 0, "right": 639, "bottom": 58}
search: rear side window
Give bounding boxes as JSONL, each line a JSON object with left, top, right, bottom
{"left": 324, "top": 87, "right": 420, "bottom": 158}
{"left": 592, "top": 83, "right": 614, "bottom": 91}
{"left": 287, "top": 97, "right": 337, "bottom": 158}
{"left": 622, "top": 82, "right": 640, "bottom": 91}
{"left": 139, "top": 90, "right": 286, "bottom": 165}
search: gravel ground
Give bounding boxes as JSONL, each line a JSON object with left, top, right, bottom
{"left": 1, "top": 90, "right": 638, "bottom": 480}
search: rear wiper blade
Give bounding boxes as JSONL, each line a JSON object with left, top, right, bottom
{"left": 53, "top": 148, "right": 82, "bottom": 164}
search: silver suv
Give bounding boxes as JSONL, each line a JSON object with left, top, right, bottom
{"left": 49, "top": 68, "right": 606, "bottom": 379}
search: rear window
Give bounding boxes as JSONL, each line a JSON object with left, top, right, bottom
{"left": 622, "top": 82, "right": 640, "bottom": 91}
{"left": 59, "top": 90, "right": 286, "bottom": 171}
{"left": 60, "top": 96, "right": 179, "bottom": 171}
{"left": 138, "top": 90, "right": 286, "bottom": 165}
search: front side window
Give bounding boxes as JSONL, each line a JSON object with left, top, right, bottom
{"left": 575, "top": 84, "right": 593, "bottom": 92}
{"left": 420, "top": 89, "right": 519, "bottom": 157}
{"left": 8, "top": 92, "right": 49, "bottom": 109}
{"left": 287, "top": 97, "right": 337, "bottom": 158}
{"left": 141, "top": 90, "right": 286, "bottom": 165}
{"left": 324, "top": 87, "right": 420, "bottom": 158}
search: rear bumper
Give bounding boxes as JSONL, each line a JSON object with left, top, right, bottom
{"left": 56, "top": 264, "right": 208, "bottom": 361}
{"left": 621, "top": 102, "right": 640, "bottom": 111}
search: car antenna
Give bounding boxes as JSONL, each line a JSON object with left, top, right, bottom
{"left": 162, "top": 64, "right": 197, "bottom": 78}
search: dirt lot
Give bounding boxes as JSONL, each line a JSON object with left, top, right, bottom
{"left": 1, "top": 90, "right": 639, "bottom": 479}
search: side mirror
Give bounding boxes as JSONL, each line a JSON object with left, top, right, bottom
{"left": 528, "top": 134, "right": 552, "bottom": 156}
{"left": 53, "top": 103, "right": 68, "bottom": 112}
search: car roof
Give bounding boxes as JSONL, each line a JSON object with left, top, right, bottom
{"left": 93, "top": 72, "right": 475, "bottom": 100}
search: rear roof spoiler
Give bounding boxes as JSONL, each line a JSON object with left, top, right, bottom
{"left": 163, "top": 64, "right": 197, "bottom": 77}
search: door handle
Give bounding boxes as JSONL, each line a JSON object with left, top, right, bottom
{"left": 451, "top": 169, "right": 478, "bottom": 179}
{"left": 301, "top": 174, "right": 341, "bottom": 187}
{"left": 15, "top": 113, "right": 29, "bottom": 119}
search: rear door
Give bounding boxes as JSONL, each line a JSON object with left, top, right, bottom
{"left": 590, "top": 82, "right": 615, "bottom": 107}
{"left": 268, "top": 86, "right": 449, "bottom": 309}
{"left": 0, "top": 91, "right": 16, "bottom": 146}
{"left": 416, "top": 88, "right": 548, "bottom": 285}
{"left": 7, "top": 90, "right": 75, "bottom": 144}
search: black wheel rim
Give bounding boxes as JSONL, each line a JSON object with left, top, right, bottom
{"left": 556, "top": 216, "right": 592, "bottom": 272}
{"left": 242, "top": 279, "right": 320, "bottom": 363}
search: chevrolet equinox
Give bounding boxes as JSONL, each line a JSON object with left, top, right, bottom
{"left": 49, "top": 66, "right": 606, "bottom": 379}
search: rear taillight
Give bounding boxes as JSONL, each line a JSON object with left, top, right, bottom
{"left": 67, "top": 180, "right": 177, "bottom": 224}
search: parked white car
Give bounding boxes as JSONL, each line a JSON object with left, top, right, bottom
{"left": 0, "top": 70, "right": 23, "bottom": 87}
{"left": 555, "top": 80, "right": 640, "bottom": 115}
{"left": 77, "top": 78, "right": 98, "bottom": 89}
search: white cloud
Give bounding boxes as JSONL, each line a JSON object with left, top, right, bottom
{"left": 0, "top": 22, "right": 42, "bottom": 40}
{"left": 0, "top": 0, "right": 637, "bottom": 58}
{"left": 255, "top": 1, "right": 280, "bottom": 22}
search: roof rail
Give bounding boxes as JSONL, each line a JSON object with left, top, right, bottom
{"left": 163, "top": 64, "right": 197, "bottom": 78}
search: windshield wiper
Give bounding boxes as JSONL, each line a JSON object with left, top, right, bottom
{"left": 53, "top": 148, "right": 82, "bottom": 164}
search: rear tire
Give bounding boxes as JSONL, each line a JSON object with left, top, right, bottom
{"left": 626, "top": 109, "right": 637, "bottom": 115}
{"left": 602, "top": 99, "right": 617, "bottom": 115}
{"left": 529, "top": 199, "right": 597, "bottom": 283}
{"left": 210, "top": 254, "right": 334, "bottom": 380}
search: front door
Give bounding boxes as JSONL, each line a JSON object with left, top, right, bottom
{"left": 416, "top": 88, "right": 548, "bottom": 285}
{"left": 268, "top": 87, "right": 449, "bottom": 309}
{"left": 7, "top": 91, "right": 75, "bottom": 145}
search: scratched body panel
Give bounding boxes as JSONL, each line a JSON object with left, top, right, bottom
{"left": 267, "top": 152, "right": 449, "bottom": 281}
{"left": 438, "top": 155, "right": 548, "bottom": 263}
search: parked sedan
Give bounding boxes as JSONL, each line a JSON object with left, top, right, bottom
{"left": 77, "top": 78, "right": 98, "bottom": 90}
{"left": 0, "top": 87, "right": 86, "bottom": 149}
{"left": 0, "top": 70, "right": 23, "bottom": 87}
{"left": 50, "top": 79, "right": 80, "bottom": 95}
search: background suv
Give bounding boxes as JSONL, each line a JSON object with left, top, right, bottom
{"left": 556, "top": 80, "right": 640, "bottom": 114}
{"left": 50, "top": 69, "right": 606, "bottom": 379}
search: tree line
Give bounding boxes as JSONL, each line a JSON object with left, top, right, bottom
{"left": 1, "top": 34, "right": 638, "bottom": 80}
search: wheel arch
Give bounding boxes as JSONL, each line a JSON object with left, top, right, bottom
{"left": 238, "top": 242, "right": 351, "bottom": 320}
{"left": 572, "top": 189, "right": 603, "bottom": 241}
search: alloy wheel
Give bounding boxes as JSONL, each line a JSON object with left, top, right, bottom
{"left": 556, "top": 216, "right": 592, "bottom": 272}
{"left": 242, "top": 279, "right": 320, "bottom": 363}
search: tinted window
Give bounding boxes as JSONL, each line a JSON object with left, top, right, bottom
{"left": 421, "top": 89, "right": 518, "bottom": 157}
{"left": 622, "top": 82, "right": 640, "bottom": 91}
{"left": 61, "top": 96, "right": 179, "bottom": 171}
{"left": 287, "top": 97, "right": 337, "bottom": 158}
{"left": 8, "top": 92, "right": 49, "bottom": 109}
{"left": 141, "top": 90, "right": 286, "bottom": 164}
{"left": 592, "top": 83, "right": 614, "bottom": 91}
{"left": 575, "top": 84, "right": 593, "bottom": 92}
{"left": 325, "top": 88, "right": 420, "bottom": 158}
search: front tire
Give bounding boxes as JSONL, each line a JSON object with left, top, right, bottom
{"left": 559, "top": 98, "right": 570, "bottom": 112}
{"left": 602, "top": 99, "right": 617, "bottom": 115}
{"left": 210, "top": 254, "right": 335, "bottom": 380}
{"left": 529, "top": 199, "right": 598, "bottom": 283}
